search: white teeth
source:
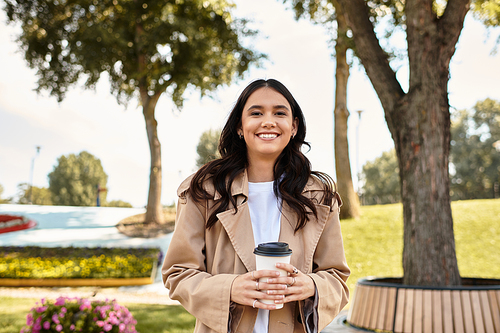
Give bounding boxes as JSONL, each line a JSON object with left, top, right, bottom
{"left": 258, "top": 134, "right": 278, "bottom": 138}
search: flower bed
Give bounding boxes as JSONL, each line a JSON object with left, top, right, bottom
{"left": 21, "top": 297, "right": 137, "bottom": 333}
{"left": 0, "top": 246, "right": 162, "bottom": 286}
{"left": 0, "top": 214, "right": 37, "bottom": 234}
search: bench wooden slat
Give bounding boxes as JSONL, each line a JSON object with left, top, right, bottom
{"left": 423, "top": 290, "right": 433, "bottom": 333}
{"left": 471, "top": 291, "right": 485, "bottom": 333}
{"left": 488, "top": 290, "right": 500, "bottom": 333}
{"left": 394, "top": 288, "right": 406, "bottom": 333}
{"left": 376, "top": 287, "right": 388, "bottom": 330}
{"left": 351, "top": 285, "right": 367, "bottom": 327}
{"left": 386, "top": 286, "right": 398, "bottom": 331}
{"left": 347, "top": 284, "right": 360, "bottom": 324}
{"left": 433, "top": 290, "right": 443, "bottom": 333}
{"left": 413, "top": 289, "right": 423, "bottom": 333}
{"left": 479, "top": 290, "right": 495, "bottom": 333}
{"left": 452, "top": 290, "right": 465, "bottom": 333}
{"left": 369, "top": 286, "right": 381, "bottom": 329}
{"left": 404, "top": 289, "right": 414, "bottom": 333}
{"left": 362, "top": 284, "right": 376, "bottom": 328}
{"left": 442, "top": 290, "right": 454, "bottom": 333}
{"left": 462, "top": 291, "right": 475, "bottom": 333}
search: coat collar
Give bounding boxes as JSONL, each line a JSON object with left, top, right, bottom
{"left": 216, "top": 170, "right": 329, "bottom": 273}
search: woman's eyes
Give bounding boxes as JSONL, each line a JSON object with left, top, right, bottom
{"left": 250, "top": 110, "right": 288, "bottom": 116}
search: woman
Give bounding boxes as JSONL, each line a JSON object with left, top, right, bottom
{"left": 162, "top": 79, "right": 350, "bottom": 333}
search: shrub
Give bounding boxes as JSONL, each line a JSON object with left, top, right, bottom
{"left": 0, "top": 246, "right": 162, "bottom": 279}
{"left": 20, "top": 297, "right": 137, "bottom": 333}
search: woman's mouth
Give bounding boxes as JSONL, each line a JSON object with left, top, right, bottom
{"left": 257, "top": 133, "right": 278, "bottom": 139}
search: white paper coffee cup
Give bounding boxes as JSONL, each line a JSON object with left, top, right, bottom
{"left": 254, "top": 242, "right": 292, "bottom": 309}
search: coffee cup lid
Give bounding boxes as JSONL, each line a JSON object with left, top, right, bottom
{"left": 253, "top": 242, "right": 292, "bottom": 257}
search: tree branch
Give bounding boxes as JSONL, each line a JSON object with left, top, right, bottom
{"left": 336, "top": 0, "right": 405, "bottom": 118}
{"left": 439, "top": 0, "right": 471, "bottom": 60}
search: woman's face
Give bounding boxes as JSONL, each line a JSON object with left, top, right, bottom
{"left": 238, "top": 87, "right": 298, "bottom": 164}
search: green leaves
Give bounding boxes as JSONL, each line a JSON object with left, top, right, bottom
{"left": 360, "top": 148, "right": 401, "bottom": 205}
{"left": 195, "top": 128, "right": 221, "bottom": 167}
{"left": 4, "top": 0, "right": 263, "bottom": 107}
{"left": 450, "top": 98, "right": 500, "bottom": 200}
{"left": 48, "top": 151, "right": 108, "bottom": 206}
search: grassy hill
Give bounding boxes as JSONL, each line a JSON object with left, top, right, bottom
{"left": 341, "top": 198, "right": 500, "bottom": 293}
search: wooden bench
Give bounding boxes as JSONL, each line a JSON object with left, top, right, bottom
{"left": 347, "top": 277, "right": 500, "bottom": 332}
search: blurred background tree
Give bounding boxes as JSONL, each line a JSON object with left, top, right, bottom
{"left": 17, "top": 183, "right": 53, "bottom": 205}
{"left": 48, "top": 151, "right": 108, "bottom": 206}
{"left": 195, "top": 129, "right": 221, "bottom": 168}
{"left": 104, "top": 200, "right": 133, "bottom": 208}
{"left": 360, "top": 149, "right": 400, "bottom": 205}
{"left": 283, "top": 0, "right": 361, "bottom": 219}
{"left": 4, "top": 0, "right": 263, "bottom": 223}
{"left": 450, "top": 98, "right": 500, "bottom": 200}
{"left": 360, "top": 98, "right": 500, "bottom": 204}
{"left": 0, "top": 184, "right": 13, "bottom": 204}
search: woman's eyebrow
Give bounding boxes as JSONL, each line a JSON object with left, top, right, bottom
{"left": 246, "top": 104, "right": 290, "bottom": 111}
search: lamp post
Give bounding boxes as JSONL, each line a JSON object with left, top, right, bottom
{"left": 356, "top": 110, "right": 363, "bottom": 196}
{"left": 29, "top": 146, "right": 41, "bottom": 204}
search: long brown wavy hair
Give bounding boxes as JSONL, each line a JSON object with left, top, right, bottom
{"left": 189, "top": 79, "right": 338, "bottom": 232}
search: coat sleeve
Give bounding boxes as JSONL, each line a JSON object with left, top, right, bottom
{"left": 162, "top": 189, "right": 237, "bottom": 333}
{"left": 304, "top": 195, "right": 350, "bottom": 332}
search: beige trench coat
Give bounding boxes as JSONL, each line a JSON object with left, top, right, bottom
{"left": 162, "top": 170, "right": 350, "bottom": 333}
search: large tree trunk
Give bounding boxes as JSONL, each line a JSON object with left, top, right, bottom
{"left": 142, "top": 93, "right": 164, "bottom": 224}
{"left": 333, "top": 0, "right": 361, "bottom": 220}
{"left": 337, "top": 0, "right": 470, "bottom": 286}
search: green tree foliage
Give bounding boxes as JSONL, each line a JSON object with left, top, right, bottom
{"left": 4, "top": 0, "right": 263, "bottom": 223}
{"left": 360, "top": 149, "right": 400, "bottom": 205}
{"left": 195, "top": 129, "right": 221, "bottom": 168}
{"left": 17, "top": 183, "right": 53, "bottom": 205}
{"left": 0, "top": 184, "right": 12, "bottom": 204}
{"left": 450, "top": 98, "right": 500, "bottom": 200}
{"left": 48, "top": 151, "right": 108, "bottom": 206}
{"left": 105, "top": 200, "right": 133, "bottom": 208}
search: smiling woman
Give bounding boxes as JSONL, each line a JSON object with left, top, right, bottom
{"left": 238, "top": 87, "right": 298, "bottom": 182}
{"left": 162, "top": 79, "right": 350, "bottom": 333}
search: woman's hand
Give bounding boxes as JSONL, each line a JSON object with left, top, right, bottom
{"left": 231, "top": 264, "right": 315, "bottom": 309}
{"left": 266, "top": 263, "right": 315, "bottom": 305}
{"left": 230, "top": 270, "right": 288, "bottom": 310}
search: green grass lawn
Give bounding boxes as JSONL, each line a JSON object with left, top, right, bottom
{"left": 1, "top": 198, "right": 498, "bottom": 332}
{"left": 341, "top": 198, "right": 500, "bottom": 293}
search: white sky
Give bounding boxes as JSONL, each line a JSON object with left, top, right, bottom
{"left": 1, "top": 1, "right": 499, "bottom": 207}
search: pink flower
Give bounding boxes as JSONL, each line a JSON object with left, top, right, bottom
{"left": 33, "top": 322, "right": 42, "bottom": 331}
{"left": 97, "top": 321, "right": 105, "bottom": 327}
{"left": 104, "top": 323, "right": 113, "bottom": 331}
{"left": 119, "top": 323, "right": 126, "bottom": 332}
{"left": 56, "top": 324, "right": 63, "bottom": 332}
{"left": 43, "top": 321, "right": 50, "bottom": 329}
{"left": 55, "top": 297, "right": 66, "bottom": 306}
{"left": 61, "top": 307, "right": 67, "bottom": 313}
{"left": 35, "top": 306, "right": 47, "bottom": 313}
{"left": 26, "top": 313, "right": 34, "bottom": 326}
{"left": 79, "top": 299, "right": 92, "bottom": 311}
{"left": 52, "top": 313, "right": 60, "bottom": 324}
{"left": 70, "top": 324, "right": 75, "bottom": 330}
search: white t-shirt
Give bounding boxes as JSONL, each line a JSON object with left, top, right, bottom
{"left": 248, "top": 181, "right": 282, "bottom": 333}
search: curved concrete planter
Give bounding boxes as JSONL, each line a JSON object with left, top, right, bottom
{"left": 347, "top": 277, "right": 500, "bottom": 333}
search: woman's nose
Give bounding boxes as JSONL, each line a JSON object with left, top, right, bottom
{"left": 262, "top": 116, "right": 276, "bottom": 128}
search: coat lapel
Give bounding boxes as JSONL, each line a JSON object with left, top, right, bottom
{"left": 279, "top": 197, "right": 330, "bottom": 275}
{"left": 217, "top": 203, "right": 256, "bottom": 272}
